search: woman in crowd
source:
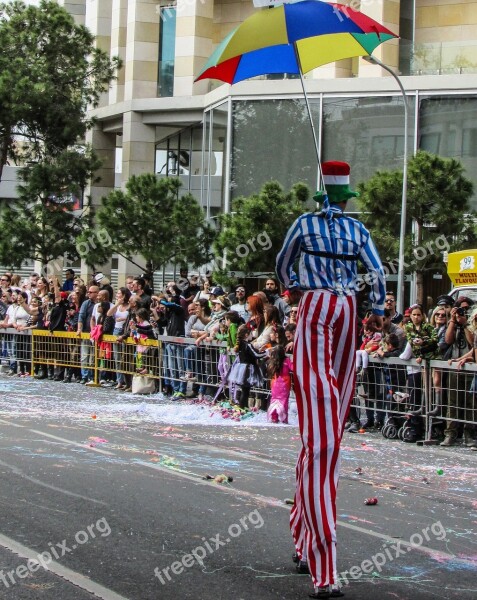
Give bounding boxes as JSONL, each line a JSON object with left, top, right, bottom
{"left": 107, "top": 287, "right": 132, "bottom": 390}
{"left": 194, "top": 296, "right": 230, "bottom": 395}
{"left": 429, "top": 305, "right": 450, "bottom": 408}
{"left": 63, "top": 294, "right": 82, "bottom": 383}
{"left": 245, "top": 295, "right": 265, "bottom": 341}
{"left": 0, "top": 289, "right": 11, "bottom": 316}
{"left": 287, "top": 306, "right": 299, "bottom": 326}
{"left": 75, "top": 284, "right": 87, "bottom": 307}
{"left": 183, "top": 299, "right": 211, "bottom": 384}
{"left": 430, "top": 306, "right": 450, "bottom": 355}
{"left": 11, "top": 292, "right": 31, "bottom": 376}
{"left": 35, "top": 277, "right": 50, "bottom": 301}
{"left": 195, "top": 296, "right": 230, "bottom": 344}
{"left": 114, "top": 295, "right": 140, "bottom": 392}
{"left": 253, "top": 305, "right": 282, "bottom": 351}
{"left": 440, "top": 301, "right": 474, "bottom": 446}
{"left": 193, "top": 278, "right": 211, "bottom": 303}
{"left": 399, "top": 304, "right": 439, "bottom": 441}
{"left": 10, "top": 274, "right": 22, "bottom": 291}
{"left": 17, "top": 295, "right": 41, "bottom": 376}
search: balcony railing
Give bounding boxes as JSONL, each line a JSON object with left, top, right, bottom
{"left": 410, "top": 41, "right": 477, "bottom": 76}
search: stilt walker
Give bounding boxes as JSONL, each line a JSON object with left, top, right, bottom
{"left": 276, "top": 161, "right": 386, "bottom": 599}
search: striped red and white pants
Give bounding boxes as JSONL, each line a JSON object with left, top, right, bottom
{"left": 290, "top": 290, "right": 356, "bottom": 587}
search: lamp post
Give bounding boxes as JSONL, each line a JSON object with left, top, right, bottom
{"left": 363, "top": 55, "right": 409, "bottom": 315}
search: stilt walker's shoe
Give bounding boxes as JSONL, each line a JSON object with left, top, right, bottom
{"left": 309, "top": 585, "right": 344, "bottom": 599}
{"left": 295, "top": 560, "right": 310, "bottom": 574}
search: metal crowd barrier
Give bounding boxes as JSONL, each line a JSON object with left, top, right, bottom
{"left": 1, "top": 330, "right": 476, "bottom": 437}
{"left": 0, "top": 330, "right": 249, "bottom": 398}
{"left": 352, "top": 355, "right": 477, "bottom": 443}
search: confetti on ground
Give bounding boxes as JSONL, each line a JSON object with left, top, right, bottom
{"left": 0, "top": 380, "right": 298, "bottom": 429}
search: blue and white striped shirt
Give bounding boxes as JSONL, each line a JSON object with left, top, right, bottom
{"left": 276, "top": 208, "right": 386, "bottom": 315}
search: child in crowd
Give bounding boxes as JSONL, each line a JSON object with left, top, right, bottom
{"left": 375, "top": 333, "right": 408, "bottom": 423}
{"left": 284, "top": 323, "right": 296, "bottom": 353}
{"left": 266, "top": 323, "right": 286, "bottom": 349}
{"left": 356, "top": 314, "right": 382, "bottom": 374}
{"left": 213, "top": 310, "right": 242, "bottom": 402}
{"left": 267, "top": 344, "right": 293, "bottom": 424}
{"left": 130, "top": 308, "right": 155, "bottom": 375}
{"left": 227, "top": 323, "right": 266, "bottom": 409}
{"left": 94, "top": 301, "right": 114, "bottom": 384}
{"left": 374, "top": 333, "right": 401, "bottom": 359}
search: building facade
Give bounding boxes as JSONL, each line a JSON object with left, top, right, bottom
{"left": 72, "top": 1, "right": 477, "bottom": 208}
{"left": 2, "top": 0, "right": 477, "bottom": 288}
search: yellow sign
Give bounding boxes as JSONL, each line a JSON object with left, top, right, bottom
{"left": 447, "top": 250, "right": 477, "bottom": 286}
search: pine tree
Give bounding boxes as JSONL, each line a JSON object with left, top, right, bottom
{"left": 0, "top": 148, "right": 100, "bottom": 268}
{"left": 213, "top": 181, "right": 310, "bottom": 285}
{"left": 0, "top": 0, "right": 120, "bottom": 182}
{"left": 78, "top": 174, "right": 215, "bottom": 274}
{"left": 358, "top": 151, "right": 477, "bottom": 302}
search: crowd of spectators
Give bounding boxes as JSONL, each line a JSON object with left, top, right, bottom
{"left": 0, "top": 271, "right": 299, "bottom": 409}
{"left": 0, "top": 272, "right": 476, "bottom": 441}
{"left": 348, "top": 291, "right": 477, "bottom": 448}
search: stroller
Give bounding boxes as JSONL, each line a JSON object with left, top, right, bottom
{"left": 381, "top": 362, "right": 424, "bottom": 443}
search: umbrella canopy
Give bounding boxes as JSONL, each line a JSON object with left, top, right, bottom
{"left": 195, "top": 1, "right": 397, "bottom": 84}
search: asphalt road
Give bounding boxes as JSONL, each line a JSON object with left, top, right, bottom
{"left": 0, "top": 375, "right": 476, "bottom": 600}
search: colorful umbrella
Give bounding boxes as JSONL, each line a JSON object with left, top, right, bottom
{"left": 195, "top": 1, "right": 397, "bottom": 85}
{"left": 195, "top": 1, "right": 398, "bottom": 178}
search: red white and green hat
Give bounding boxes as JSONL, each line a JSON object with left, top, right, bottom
{"left": 314, "top": 161, "right": 359, "bottom": 204}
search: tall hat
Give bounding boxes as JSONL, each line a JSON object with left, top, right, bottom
{"left": 313, "top": 161, "right": 359, "bottom": 204}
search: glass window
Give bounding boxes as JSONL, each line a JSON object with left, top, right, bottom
{"left": 398, "top": 1, "right": 414, "bottom": 76}
{"left": 463, "top": 128, "right": 477, "bottom": 157}
{"left": 158, "top": 7, "right": 176, "bottom": 97}
{"left": 419, "top": 96, "right": 477, "bottom": 209}
{"left": 191, "top": 127, "right": 204, "bottom": 177}
{"left": 178, "top": 129, "right": 191, "bottom": 191}
{"left": 155, "top": 139, "right": 168, "bottom": 177}
{"left": 155, "top": 126, "right": 205, "bottom": 203}
{"left": 420, "top": 132, "right": 440, "bottom": 154}
{"left": 322, "top": 95, "right": 415, "bottom": 213}
{"left": 231, "top": 98, "right": 318, "bottom": 200}
{"left": 167, "top": 135, "right": 179, "bottom": 176}
{"left": 203, "top": 104, "right": 228, "bottom": 216}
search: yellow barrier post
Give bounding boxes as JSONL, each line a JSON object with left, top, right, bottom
{"left": 89, "top": 337, "right": 101, "bottom": 387}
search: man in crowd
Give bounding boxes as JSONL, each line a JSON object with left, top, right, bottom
{"left": 94, "top": 273, "right": 114, "bottom": 302}
{"left": 29, "top": 272, "right": 40, "bottom": 294}
{"left": 264, "top": 277, "right": 290, "bottom": 323}
{"left": 76, "top": 285, "right": 99, "bottom": 384}
{"left": 62, "top": 269, "right": 75, "bottom": 292}
{"left": 179, "top": 272, "right": 200, "bottom": 314}
{"left": 384, "top": 291, "right": 403, "bottom": 325}
{"left": 229, "top": 285, "right": 249, "bottom": 322}
{"left": 132, "top": 276, "right": 151, "bottom": 310}
{"left": 126, "top": 275, "right": 135, "bottom": 294}
{"left": 0, "top": 274, "right": 11, "bottom": 291}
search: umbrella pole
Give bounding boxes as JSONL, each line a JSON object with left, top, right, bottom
{"left": 293, "top": 42, "right": 324, "bottom": 190}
